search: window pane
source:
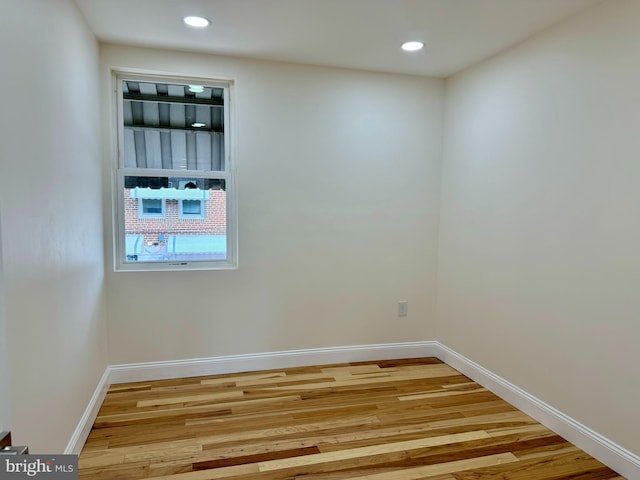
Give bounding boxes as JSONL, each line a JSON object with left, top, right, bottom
{"left": 122, "top": 80, "right": 225, "bottom": 171}
{"left": 182, "top": 200, "right": 202, "bottom": 215}
{"left": 143, "top": 199, "right": 162, "bottom": 214}
{"left": 124, "top": 176, "right": 227, "bottom": 263}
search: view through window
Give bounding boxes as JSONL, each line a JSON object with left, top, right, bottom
{"left": 115, "top": 75, "right": 235, "bottom": 270}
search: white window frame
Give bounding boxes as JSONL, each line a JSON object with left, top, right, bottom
{"left": 179, "top": 199, "right": 204, "bottom": 219}
{"left": 138, "top": 198, "right": 166, "bottom": 219}
{"left": 112, "top": 70, "right": 237, "bottom": 272}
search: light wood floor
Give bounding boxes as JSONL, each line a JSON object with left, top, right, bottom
{"left": 79, "top": 358, "right": 624, "bottom": 480}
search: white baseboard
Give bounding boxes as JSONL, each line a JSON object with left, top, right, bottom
{"left": 64, "top": 367, "right": 111, "bottom": 455}
{"left": 66, "top": 340, "right": 640, "bottom": 480}
{"left": 433, "top": 342, "right": 640, "bottom": 480}
{"left": 108, "top": 341, "right": 438, "bottom": 384}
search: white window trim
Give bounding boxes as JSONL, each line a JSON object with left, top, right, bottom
{"left": 112, "top": 70, "right": 238, "bottom": 272}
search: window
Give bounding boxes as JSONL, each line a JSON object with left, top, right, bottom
{"left": 114, "top": 72, "right": 236, "bottom": 271}
{"left": 179, "top": 199, "right": 203, "bottom": 219}
{"left": 139, "top": 198, "right": 165, "bottom": 218}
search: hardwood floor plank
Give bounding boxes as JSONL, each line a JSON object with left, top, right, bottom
{"left": 398, "top": 388, "right": 488, "bottom": 401}
{"left": 261, "top": 365, "right": 460, "bottom": 391}
{"left": 339, "top": 452, "right": 519, "bottom": 480}
{"left": 453, "top": 450, "right": 617, "bottom": 480}
{"left": 193, "top": 446, "right": 321, "bottom": 470}
{"left": 257, "top": 431, "right": 491, "bottom": 472}
{"left": 146, "top": 463, "right": 258, "bottom": 479}
{"left": 79, "top": 358, "right": 625, "bottom": 480}
{"left": 78, "top": 460, "right": 151, "bottom": 480}
{"left": 200, "top": 372, "right": 287, "bottom": 386}
{"left": 137, "top": 390, "right": 244, "bottom": 408}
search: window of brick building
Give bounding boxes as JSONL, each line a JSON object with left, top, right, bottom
{"left": 139, "top": 198, "right": 165, "bottom": 218}
{"left": 179, "top": 200, "right": 203, "bottom": 219}
{"left": 114, "top": 72, "right": 236, "bottom": 271}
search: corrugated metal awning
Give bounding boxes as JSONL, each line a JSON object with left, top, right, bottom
{"left": 122, "top": 80, "right": 225, "bottom": 172}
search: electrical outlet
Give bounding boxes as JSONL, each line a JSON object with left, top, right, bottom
{"left": 398, "top": 301, "right": 408, "bottom": 317}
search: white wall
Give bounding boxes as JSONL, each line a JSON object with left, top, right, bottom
{"left": 438, "top": 0, "right": 640, "bottom": 457}
{"left": 0, "top": 0, "right": 108, "bottom": 452}
{"left": 100, "top": 45, "right": 444, "bottom": 364}
{"left": 0, "top": 212, "right": 9, "bottom": 432}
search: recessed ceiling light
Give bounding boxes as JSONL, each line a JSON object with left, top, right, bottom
{"left": 192, "top": 122, "right": 206, "bottom": 128}
{"left": 401, "top": 41, "right": 424, "bottom": 52}
{"left": 188, "top": 85, "right": 205, "bottom": 93}
{"left": 183, "top": 16, "right": 210, "bottom": 28}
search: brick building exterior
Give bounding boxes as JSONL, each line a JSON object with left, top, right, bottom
{"left": 124, "top": 188, "right": 226, "bottom": 246}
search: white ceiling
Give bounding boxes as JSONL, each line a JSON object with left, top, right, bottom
{"left": 75, "top": 0, "right": 602, "bottom": 78}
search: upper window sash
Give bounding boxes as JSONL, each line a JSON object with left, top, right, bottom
{"left": 116, "top": 75, "right": 231, "bottom": 173}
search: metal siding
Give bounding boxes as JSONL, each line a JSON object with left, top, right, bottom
{"left": 169, "top": 104, "right": 185, "bottom": 127}
{"left": 186, "top": 132, "right": 197, "bottom": 170}
{"left": 123, "top": 129, "right": 137, "bottom": 168}
{"left": 160, "top": 132, "right": 172, "bottom": 169}
{"left": 123, "top": 101, "right": 133, "bottom": 125}
{"left": 196, "top": 133, "right": 212, "bottom": 171}
{"left": 133, "top": 130, "right": 147, "bottom": 168}
{"left": 170, "top": 132, "right": 187, "bottom": 170}
{"left": 212, "top": 133, "right": 224, "bottom": 171}
{"left": 121, "top": 81, "right": 225, "bottom": 172}
{"left": 142, "top": 102, "right": 159, "bottom": 126}
{"left": 144, "top": 130, "right": 162, "bottom": 169}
